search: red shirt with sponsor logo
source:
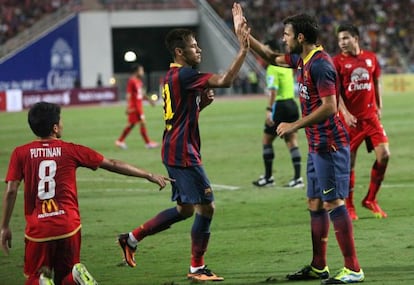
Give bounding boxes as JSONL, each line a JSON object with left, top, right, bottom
{"left": 127, "top": 76, "right": 144, "bottom": 111}
{"left": 5, "top": 139, "right": 104, "bottom": 242}
{"left": 333, "top": 50, "right": 381, "bottom": 119}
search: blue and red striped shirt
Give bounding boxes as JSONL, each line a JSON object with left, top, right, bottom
{"left": 161, "top": 63, "right": 213, "bottom": 166}
{"left": 285, "top": 47, "right": 349, "bottom": 153}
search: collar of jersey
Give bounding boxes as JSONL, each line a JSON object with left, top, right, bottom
{"left": 170, "top": 63, "right": 182, "bottom": 68}
{"left": 303, "top": 45, "right": 324, "bottom": 64}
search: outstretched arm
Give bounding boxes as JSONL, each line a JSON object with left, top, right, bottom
{"left": 207, "top": 11, "right": 250, "bottom": 88}
{"left": 99, "top": 158, "right": 173, "bottom": 190}
{"left": 232, "top": 2, "right": 286, "bottom": 66}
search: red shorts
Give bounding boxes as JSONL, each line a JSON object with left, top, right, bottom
{"left": 24, "top": 231, "right": 81, "bottom": 284}
{"left": 128, "top": 108, "right": 144, "bottom": 124}
{"left": 348, "top": 116, "right": 388, "bottom": 153}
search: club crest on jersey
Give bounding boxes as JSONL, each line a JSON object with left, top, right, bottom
{"left": 365, "top": 59, "right": 373, "bottom": 67}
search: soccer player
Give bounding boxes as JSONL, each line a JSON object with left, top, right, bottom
{"left": 232, "top": 3, "right": 364, "bottom": 284}
{"left": 333, "top": 24, "right": 390, "bottom": 220}
{"left": 117, "top": 25, "right": 250, "bottom": 282}
{"left": 1, "top": 102, "right": 172, "bottom": 285}
{"left": 252, "top": 39, "right": 303, "bottom": 188}
{"left": 115, "top": 63, "right": 158, "bottom": 150}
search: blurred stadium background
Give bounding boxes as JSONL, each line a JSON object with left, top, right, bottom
{"left": 1, "top": 0, "right": 413, "bottom": 111}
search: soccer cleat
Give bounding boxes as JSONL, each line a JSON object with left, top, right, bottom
{"left": 346, "top": 205, "right": 359, "bottom": 220}
{"left": 284, "top": 177, "right": 305, "bottom": 188}
{"left": 118, "top": 233, "right": 137, "bottom": 267}
{"left": 362, "top": 199, "right": 387, "bottom": 218}
{"left": 72, "top": 263, "right": 98, "bottom": 285}
{"left": 321, "top": 267, "right": 364, "bottom": 284}
{"left": 187, "top": 266, "right": 224, "bottom": 282}
{"left": 39, "top": 267, "right": 54, "bottom": 285}
{"left": 115, "top": 140, "right": 128, "bottom": 149}
{"left": 252, "top": 175, "right": 275, "bottom": 187}
{"left": 145, "top": 141, "right": 159, "bottom": 149}
{"left": 286, "top": 265, "right": 329, "bottom": 280}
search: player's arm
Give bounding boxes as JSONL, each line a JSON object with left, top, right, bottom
{"left": 199, "top": 88, "right": 215, "bottom": 111}
{"left": 206, "top": 19, "right": 250, "bottom": 88}
{"left": 277, "top": 95, "right": 337, "bottom": 137}
{"left": 1, "top": 180, "right": 20, "bottom": 255}
{"left": 232, "top": 2, "right": 287, "bottom": 67}
{"left": 266, "top": 88, "right": 276, "bottom": 125}
{"left": 338, "top": 93, "right": 357, "bottom": 128}
{"left": 99, "top": 158, "right": 173, "bottom": 190}
{"left": 373, "top": 77, "right": 382, "bottom": 119}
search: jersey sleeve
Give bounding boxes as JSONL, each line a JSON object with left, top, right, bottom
{"left": 71, "top": 143, "right": 104, "bottom": 170}
{"left": 180, "top": 67, "right": 213, "bottom": 92}
{"left": 284, "top": 53, "right": 301, "bottom": 69}
{"left": 5, "top": 148, "right": 24, "bottom": 182}
{"left": 311, "top": 58, "right": 337, "bottom": 98}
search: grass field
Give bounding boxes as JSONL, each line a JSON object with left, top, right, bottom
{"left": 0, "top": 94, "right": 413, "bottom": 285}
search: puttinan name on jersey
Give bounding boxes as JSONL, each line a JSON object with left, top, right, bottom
{"left": 30, "top": 147, "right": 62, "bottom": 159}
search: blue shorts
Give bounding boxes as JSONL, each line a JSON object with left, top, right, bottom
{"left": 165, "top": 165, "right": 214, "bottom": 205}
{"left": 306, "top": 146, "right": 350, "bottom": 201}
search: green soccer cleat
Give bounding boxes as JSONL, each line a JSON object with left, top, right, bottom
{"left": 287, "top": 265, "right": 329, "bottom": 280}
{"left": 321, "top": 267, "right": 364, "bottom": 284}
{"left": 72, "top": 263, "right": 98, "bottom": 285}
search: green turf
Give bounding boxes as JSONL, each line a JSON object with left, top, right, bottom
{"left": 0, "top": 94, "right": 413, "bottom": 285}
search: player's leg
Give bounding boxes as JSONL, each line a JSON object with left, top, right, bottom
{"left": 286, "top": 153, "right": 329, "bottom": 281}
{"left": 185, "top": 166, "right": 223, "bottom": 281}
{"left": 115, "top": 113, "right": 137, "bottom": 149}
{"left": 362, "top": 142, "right": 390, "bottom": 218}
{"left": 361, "top": 118, "right": 390, "bottom": 218}
{"left": 252, "top": 131, "right": 276, "bottom": 187}
{"left": 24, "top": 239, "right": 55, "bottom": 285}
{"left": 252, "top": 109, "right": 277, "bottom": 187}
{"left": 320, "top": 147, "right": 364, "bottom": 284}
{"left": 346, "top": 151, "right": 358, "bottom": 220}
{"left": 283, "top": 131, "right": 304, "bottom": 188}
{"left": 346, "top": 126, "right": 365, "bottom": 220}
{"left": 136, "top": 110, "right": 158, "bottom": 148}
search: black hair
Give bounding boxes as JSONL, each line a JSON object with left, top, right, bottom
{"left": 283, "top": 13, "right": 319, "bottom": 44}
{"left": 165, "top": 28, "right": 196, "bottom": 58}
{"left": 337, "top": 24, "right": 360, "bottom": 37}
{"left": 130, "top": 63, "right": 143, "bottom": 73}
{"left": 28, "top": 102, "right": 61, "bottom": 138}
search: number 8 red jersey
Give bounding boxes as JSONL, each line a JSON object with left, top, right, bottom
{"left": 5, "top": 139, "right": 103, "bottom": 242}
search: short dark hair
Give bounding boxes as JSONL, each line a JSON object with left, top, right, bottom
{"left": 28, "top": 102, "right": 61, "bottom": 137}
{"left": 165, "top": 28, "right": 196, "bottom": 58}
{"left": 283, "top": 13, "right": 319, "bottom": 44}
{"left": 337, "top": 24, "right": 360, "bottom": 37}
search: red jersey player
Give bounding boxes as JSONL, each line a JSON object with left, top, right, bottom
{"left": 333, "top": 24, "right": 390, "bottom": 220}
{"left": 115, "top": 64, "right": 158, "bottom": 149}
{"left": 1, "top": 102, "right": 172, "bottom": 285}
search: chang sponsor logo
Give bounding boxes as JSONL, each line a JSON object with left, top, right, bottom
{"left": 348, "top": 67, "right": 371, "bottom": 92}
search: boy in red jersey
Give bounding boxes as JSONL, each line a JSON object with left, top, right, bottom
{"left": 115, "top": 64, "right": 158, "bottom": 150}
{"left": 233, "top": 3, "right": 363, "bottom": 284}
{"left": 117, "top": 24, "right": 250, "bottom": 282}
{"left": 333, "top": 24, "right": 390, "bottom": 220}
{"left": 1, "top": 102, "right": 172, "bottom": 285}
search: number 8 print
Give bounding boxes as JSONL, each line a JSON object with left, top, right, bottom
{"left": 38, "top": 160, "right": 57, "bottom": 200}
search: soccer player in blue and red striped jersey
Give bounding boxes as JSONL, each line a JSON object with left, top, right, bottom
{"left": 118, "top": 24, "right": 250, "bottom": 282}
{"left": 233, "top": 3, "right": 363, "bottom": 284}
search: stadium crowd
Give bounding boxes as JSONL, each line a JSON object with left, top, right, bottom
{"left": 0, "top": 0, "right": 72, "bottom": 45}
{"left": 1, "top": 0, "right": 413, "bottom": 72}
{"left": 208, "top": 0, "right": 414, "bottom": 73}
